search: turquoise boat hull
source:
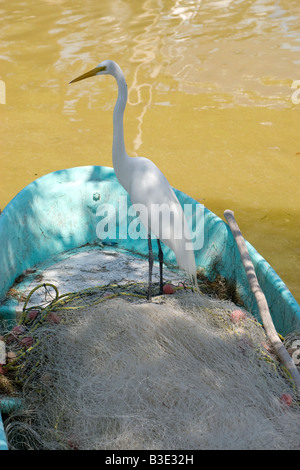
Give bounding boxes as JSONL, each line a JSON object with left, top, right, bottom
{"left": 0, "top": 165, "right": 299, "bottom": 335}
{"left": 0, "top": 165, "right": 300, "bottom": 450}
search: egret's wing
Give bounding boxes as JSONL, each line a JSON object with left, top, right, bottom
{"left": 129, "top": 158, "right": 197, "bottom": 285}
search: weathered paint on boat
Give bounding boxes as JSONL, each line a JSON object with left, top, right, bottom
{"left": 0, "top": 165, "right": 299, "bottom": 449}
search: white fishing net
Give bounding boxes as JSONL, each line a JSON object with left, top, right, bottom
{"left": 3, "top": 284, "right": 300, "bottom": 450}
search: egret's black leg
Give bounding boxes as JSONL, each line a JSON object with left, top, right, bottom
{"left": 157, "top": 239, "right": 164, "bottom": 294}
{"left": 147, "top": 233, "right": 153, "bottom": 301}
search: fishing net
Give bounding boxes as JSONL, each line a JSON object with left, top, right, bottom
{"left": 1, "top": 281, "right": 300, "bottom": 450}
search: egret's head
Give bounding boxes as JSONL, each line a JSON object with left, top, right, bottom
{"left": 69, "top": 60, "right": 114, "bottom": 84}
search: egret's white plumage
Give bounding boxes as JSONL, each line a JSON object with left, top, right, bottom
{"left": 70, "top": 60, "right": 197, "bottom": 297}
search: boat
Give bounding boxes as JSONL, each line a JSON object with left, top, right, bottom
{"left": 0, "top": 165, "right": 300, "bottom": 450}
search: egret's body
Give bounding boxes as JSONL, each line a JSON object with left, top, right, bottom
{"left": 70, "top": 60, "right": 197, "bottom": 298}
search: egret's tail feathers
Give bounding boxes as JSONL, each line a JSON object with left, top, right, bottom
{"left": 155, "top": 201, "right": 198, "bottom": 291}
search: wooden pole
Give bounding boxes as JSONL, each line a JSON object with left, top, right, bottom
{"left": 224, "top": 209, "right": 300, "bottom": 396}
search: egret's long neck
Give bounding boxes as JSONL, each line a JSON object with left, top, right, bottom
{"left": 112, "top": 68, "right": 131, "bottom": 190}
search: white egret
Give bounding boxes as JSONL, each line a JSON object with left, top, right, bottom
{"left": 70, "top": 60, "right": 197, "bottom": 299}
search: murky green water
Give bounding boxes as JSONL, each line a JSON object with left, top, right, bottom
{"left": 0, "top": 0, "right": 299, "bottom": 301}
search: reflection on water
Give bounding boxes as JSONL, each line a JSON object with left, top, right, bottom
{"left": 0, "top": 0, "right": 299, "bottom": 302}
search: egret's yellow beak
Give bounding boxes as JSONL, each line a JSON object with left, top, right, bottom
{"left": 69, "top": 65, "right": 106, "bottom": 84}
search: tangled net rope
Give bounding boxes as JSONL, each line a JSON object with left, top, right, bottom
{"left": 1, "top": 281, "right": 300, "bottom": 450}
